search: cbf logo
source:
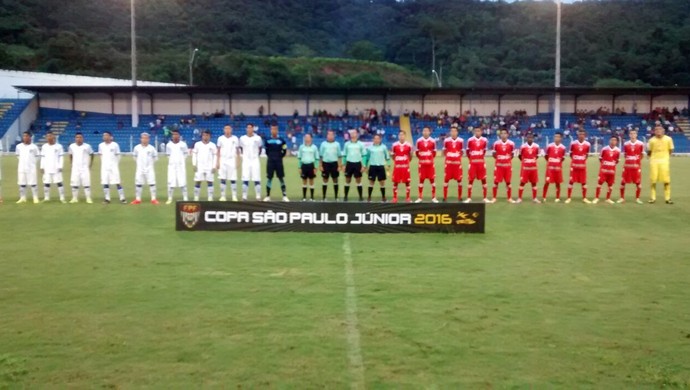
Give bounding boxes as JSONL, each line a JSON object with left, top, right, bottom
{"left": 179, "top": 203, "right": 202, "bottom": 229}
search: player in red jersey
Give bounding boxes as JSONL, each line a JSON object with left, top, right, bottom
{"left": 464, "top": 127, "right": 490, "bottom": 203}
{"left": 542, "top": 132, "right": 567, "bottom": 202}
{"left": 491, "top": 128, "right": 515, "bottom": 203}
{"left": 566, "top": 130, "right": 592, "bottom": 204}
{"left": 391, "top": 131, "right": 413, "bottom": 203}
{"left": 517, "top": 132, "right": 541, "bottom": 203}
{"left": 442, "top": 125, "right": 464, "bottom": 202}
{"left": 593, "top": 136, "right": 621, "bottom": 204}
{"left": 618, "top": 128, "right": 645, "bottom": 204}
{"left": 415, "top": 126, "right": 438, "bottom": 203}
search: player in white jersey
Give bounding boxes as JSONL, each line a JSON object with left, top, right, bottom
{"left": 192, "top": 130, "right": 217, "bottom": 201}
{"left": 16, "top": 132, "right": 40, "bottom": 204}
{"left": 216, "top": 124, "right": 240, "bottom": 201}
{"left": 68, "top": 133, "right": 94, "bottom": 203}
{"left": 40, "top": 132, "right": 66, "bottom": 203}
{"left": 132, "top": 132, "right": 159, "bottom": 205}
{"left": 239, "top": 124, "right": 263, "bottom": 201}
{"left": 166, "top": 129, "right": 189, "bottom": 204}
{"left": 98, "top": 131, "right": 127, "bottom": 204}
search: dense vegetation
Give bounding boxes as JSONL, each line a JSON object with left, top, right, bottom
{"left": 0, "top": 0, "right": 689, "bottom": 87}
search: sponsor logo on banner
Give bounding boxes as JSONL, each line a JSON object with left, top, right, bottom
{"left": 176, "top": 202, "right": 485, "bottom": 233}
{"left": 179, "top": 203, "right": 202, "bottom": 229}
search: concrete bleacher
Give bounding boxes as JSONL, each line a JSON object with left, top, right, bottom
{"left": 29, "top": 108, "right": 690, "bottom": 153}
{"left": 0, "top": 99, "right": 32, "bottom": 139}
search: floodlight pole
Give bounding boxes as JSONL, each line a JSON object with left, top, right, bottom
{"left": 553, "top": 0, "right": 562, "bottom": 129}
{"left": 189, "top": 48, "right": 199, "bottom": 86}
{"left": 130, "top": 0, "right": 139, "bottom": 128}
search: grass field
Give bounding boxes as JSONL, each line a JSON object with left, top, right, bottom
{"left": 1, "top": 154, "right": 689, "bottom": 388}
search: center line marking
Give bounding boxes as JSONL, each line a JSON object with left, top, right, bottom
{"left": 343, "top": 233, "right": 365, "bottom": 389}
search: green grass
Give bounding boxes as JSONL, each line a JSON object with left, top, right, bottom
{"left": 1, "top": 155, "right": 689, "bottom": 388}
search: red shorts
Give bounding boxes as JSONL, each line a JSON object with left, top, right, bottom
{"left": 520, "top": 169, "right": 539, "bottom": 185}
{"left": 418, "top": 164, "right": 435, "bottom": 182}
{"left": 493, "top": 166, "right": 512, "bottom": 183}
{"left": 622, "top": 168, "right": 641, "bottom": 184}
{"left": 392, "top": 167, "right": 410, "bottom": 184}
{"left": 545, "top": 169, "right": 563, "bottom": 184}
{"left": 569, "top": 168, "right": 587, "bottom": 184}
{"left": 444, "top": 164, "right": 462, "bottom": 182}
{"left": 598, "top": 172, "right": 616, "bottom": 186}
{"left": 468, "top": 162, "right": 487, "bottom": 182}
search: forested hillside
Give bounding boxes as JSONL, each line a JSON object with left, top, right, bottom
{"left": 1, "top": 0, "right": 688, "bottom": 87}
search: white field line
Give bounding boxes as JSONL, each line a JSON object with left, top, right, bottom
{"left": 343, "top": 233, "right": 365, "bottom": 389}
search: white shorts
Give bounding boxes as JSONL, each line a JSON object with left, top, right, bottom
{"left": 43, "top": 172, "right": 63, "bottom": 184}
{"left": 135, "top": 170, "right": 156, "bottom": 185}
{"left": 218, "top": 160, "right": 238, "bottom": 181}
{"left": 70, "top": 170, "right": 91, "bottom": 187}
{"left": 18, "top": 171, "right": 37, "bottom": 186}
{"left": 194, "top": 169, "right": 214, "bottom": 183}
{"left": 101, "top": 167, "right": 121, "bottom": 185}
{"left": 242, "top": 160, "right": 261, "bottom": 182}
{"left": 168, "top": 165, "right": 187, "bottom": 187}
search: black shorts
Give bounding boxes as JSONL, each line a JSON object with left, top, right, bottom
{"left": 345, "top": 162, "right": 363, "bottom": 179}
{"left": 267, "top": 159, "right": 284, "bottom": 179}
{"left": 368, "top": 165, "right": 387, "bottom": 181}
{"left": 321, "top": 162, "right": 340, "bottom": 180}
{"left": 300, "top": 163, "right": 316, "bottom": 179}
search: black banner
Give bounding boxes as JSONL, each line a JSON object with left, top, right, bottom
{"left": 176, "top": 201, "right": 485, "bottom": 233}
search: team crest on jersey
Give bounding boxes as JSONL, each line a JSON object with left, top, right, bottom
{"left": 180, "top": 203, "right": 202, "bottom": 229}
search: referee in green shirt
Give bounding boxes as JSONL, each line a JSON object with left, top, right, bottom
{"left": 342, "top": 130, "right": 367, "bottom": 202}
{"left": 297, "top": 134, "right": 320, "bottom": 201}
{"left": 365, "top": 134, "right": 391, "bottom": 202}
{"left": 319, "top": 130, "right": 342, "bottom": 201}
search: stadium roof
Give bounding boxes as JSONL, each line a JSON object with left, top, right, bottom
{"left": 15, "top": 85, "right": 690, "bottom": 96}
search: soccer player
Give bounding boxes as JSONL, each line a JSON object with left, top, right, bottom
{"left": 40, "top": 131, "right": 66, "bottom": 203}
{"left": 391, "top": 130, "right": 413, "bottom": 203}
{"left": 647, "top": 125, "right": 674, "bottom": 204}
{"left": 365, "top": 134, "right": 391, "bottom": 202}
{"left": 319, "top": 130, "right": 342, "bottom": 201}
{"left": 542, "top": 132, "right": 566, "bottom": 202}
{"left": 415, "top": 126, "right": 438, "bottom": 203}
{"left": 68, "top": 132, "right": 94, "bottom": 204}
{"left": 239, "top": 124, "right": 263, "bottom": 201}
{"left": 15, "top": 131, "right": 39, "bottom": 204}
{"left": 443, "top": 125, "right": 464, "bottom": 202}
{"left": 566, "top": 130, "right": 592, "bottom": 204}
{"left": 99, "top": 131, "right": 127, "bottom": 204}
{"left": 618, "top": 128, "right": 645, "bottom": 204}
{"left": 166, "top": 129, "right": 189, "bottom": 204}
{"left": 593, "top": 136, "right": 620, "bottom": 204}
{"left": 517, "top": 132, "right": 541, "bottom": 203}
{"left": 216, "top": 124, "right": 240, "bottom": 201}
{"left": 192, "top": 130, "right": 217, "bottom": 201}
{"left": 297, "top": 133, "right": 320, "bottom": 201}
{"left": 491, "top": 128, "right": 515, "bottom": 203}
{"left": 263, "top": 124, "right": 289, "bottom": 202}
{"left": 465, "top": 127, "right": 489, "bottom": 203}
{"left": 342, "top": 130, "right": 366, "bottom": 202}
{"left": 131, "top": 132, "right": 159, "bottom": 205}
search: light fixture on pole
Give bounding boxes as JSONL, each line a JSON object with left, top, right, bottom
{"left": 130, "top": 0, "right": 139, "bottom": 128}
{"left": 189, "top": 48, "right": 199, "bottom": 86}
{"left": 432, "top": 69, "right": 442, "bottom": 88}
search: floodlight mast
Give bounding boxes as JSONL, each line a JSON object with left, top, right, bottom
{"left": 131, "top": 0, "right": 139, "bottom": 127}
{"left": 554, "top": 0, "right": 562, "bottom": 130}
{"left": 189, "top": 48, "right": 199, "bottom": 86}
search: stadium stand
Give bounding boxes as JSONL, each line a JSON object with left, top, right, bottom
{"left": 0, "top": 99, "right": 32, "bottom": 139}
{"left": 28, "top": 107, "right": 689, "bottom": 153}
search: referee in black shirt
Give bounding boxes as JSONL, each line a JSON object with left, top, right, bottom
{"left": 263, "top": 124, "right": 289, "bottom": 201}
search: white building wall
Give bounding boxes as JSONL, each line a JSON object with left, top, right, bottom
{"left": 424, "top": 96, "right": 461, "bottom": 116}
{"left": 387, "top": 95, "right": 422, "bottom": 115}
{"left": 653, "top": 95, "right": 688, "bottom": 110}
{"left": 502, "top": 95, "right": 538, "bottom": 116}
{"left": 310, "top": 95, "right": 346, "bottom": 114}
{"left": 39, "top": 93, "right": 73, "bottom": 110}
{"left": 231, "top": 94, "right": 268, "bottom": 116}
{"left": 152, "top": 93, "right": 190, "bottom": 115}
{"left": 347, "top": 95, "right": 383, "bottom": 115}
{"left": 192, "top": 94, "right": 228, "bottom": 115}
{"left": 271, "top": 94, "right": 308, "bottom": 116}
{"left": 74, "top": 93, "right": 111, "bottom": 113}
{"left": 576, "top": 95, "right": 611, "bottom": 112}
{"left": 462, "top": 95, "right": 499, "bottom": 116}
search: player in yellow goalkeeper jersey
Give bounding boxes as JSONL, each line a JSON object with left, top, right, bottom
{"left": 647, "top": 126, "right": 674, "bottom": 204}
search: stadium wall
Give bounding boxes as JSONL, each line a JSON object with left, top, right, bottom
{"left": 35, "top": 92, "right": 689, "bottom": 117}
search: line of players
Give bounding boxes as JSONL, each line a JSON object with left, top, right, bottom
{"left": 6, "top": 122, "right": 673, "bottom": 205}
